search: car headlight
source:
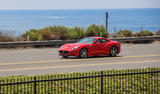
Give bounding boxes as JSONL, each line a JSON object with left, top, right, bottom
{"left": 72, "top": 46, "right": 79, "bottom": 50}
{"left": 60, "top": 45, "right": 64, "bottom": 48}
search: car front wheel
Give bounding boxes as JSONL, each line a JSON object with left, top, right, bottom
{"left": 79, "top": 48, "right": 88, "bottom": 58}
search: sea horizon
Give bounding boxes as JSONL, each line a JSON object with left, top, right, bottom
{"left": 0, "top": 8, "right": 159, "bottom": 10}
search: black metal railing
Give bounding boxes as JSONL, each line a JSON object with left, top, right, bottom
{"left": 0, "top": 69, "right": 159, "bottom": 94}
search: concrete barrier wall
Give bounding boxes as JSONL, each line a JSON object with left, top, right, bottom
{"left": 0, "top": 36, "right": 160, "bottom": 48}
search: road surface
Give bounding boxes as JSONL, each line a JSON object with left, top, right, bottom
{"left": 0, "top": 43, "right": 160, "bottom": 77}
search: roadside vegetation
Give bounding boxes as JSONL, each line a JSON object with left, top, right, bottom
{"left": 0, "top": 30, "right": 15, "bottom": 42}
{"left": 155, "top": 30, "right": 160, "bottom": 35}
{"left": 0, "top": 25, "right": 160, "bottom": 42}
{"left": 0, "top": 68, "right": 159, "bottom": 94}
{"left": 134, "top": 30, "right": 153, "bottom": 37}
{"left": 116, "top": 30, "right": 133, "bottom": 37}
{"left": 22, "top": 24, "right": 109, "bottom": 41}
{"left": 85, "top": 24, "right": 109, "bottom": 38}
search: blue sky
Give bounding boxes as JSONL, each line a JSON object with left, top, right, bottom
{"left": 0, "top": 0, "right": 160, "bottom": 10}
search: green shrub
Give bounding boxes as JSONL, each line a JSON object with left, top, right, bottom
{"left": 117, "top": 30, "right": 133, "bottom": 37}
{"left": 85, "top": 24, "right": 109, "bottom": 38}
{"left": 21, "top": 24, "right": 110, "bottom": 41}
{"left": 155, "top": 30, "right": 160, "bottom": 35}
{"left": 24, "top": 29, "right": 42, "bottom": 41}
{"left": 22, "top": 24, "right": 109, "bottom": 41}
{"left": 68, "top": 29, "right": 78, "bottom": 39}
{"left": 50, "top": 26, "right": 70, "bottom": 40}
{"left": 69, "top": 26, "right": 84, "bottom": 39}
{"left": 38, "top": 28, "right": 51, "bottom": 40}
{"left": 134, "top": 30, "right": 153, "bottom": 37}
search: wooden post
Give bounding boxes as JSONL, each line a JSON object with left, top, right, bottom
{"left": 140, "top": 26, "right": 143, "bottom": 31}
{"left": 27, "top": 34, "right": 30, "bottom": 41}
{"left": 106, "top": 12, "right": 108, "bottom": 33}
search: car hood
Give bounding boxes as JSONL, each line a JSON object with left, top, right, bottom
{"left": 59, "top": 43, "right": 88, "bottom": 50}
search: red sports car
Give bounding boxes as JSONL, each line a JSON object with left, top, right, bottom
{"left": 59, "top": 37, "right": 120, "bottom": 58}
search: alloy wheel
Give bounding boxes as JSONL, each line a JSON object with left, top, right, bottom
{"left": 110, "top": 47, "right": 118, "bottom": 57}
{"left": 80, "top": 48, "right": 88, "bottom": 58}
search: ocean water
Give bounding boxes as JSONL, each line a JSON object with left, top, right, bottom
{"left": 0, "top": 8, "right": 160, "bottom": 35}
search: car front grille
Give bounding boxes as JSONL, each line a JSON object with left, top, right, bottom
{"left": 59, "top": 51, "right": 70, "bottom": 54}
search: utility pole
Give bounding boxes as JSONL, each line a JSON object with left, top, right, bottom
{"left": 106, "top": 12, "right": 108, "bottom": 33}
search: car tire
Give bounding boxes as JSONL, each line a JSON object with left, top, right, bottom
{"left": 110, "top": 46, "right": 118, "bottom": 57}
{"left": 62, "top": 55, "right": 69, "bottom": 58}
{"left": 79, "top": 48, "right": 88, "bottom": 58}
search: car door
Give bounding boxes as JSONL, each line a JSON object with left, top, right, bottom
{"left": 91, "top": 39, "right": 106, "bottom": 55}
{"left": 100, "top": 39, "right": 110, "bottom": 54}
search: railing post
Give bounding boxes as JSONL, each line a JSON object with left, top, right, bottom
{"left": 0, "top": 82, "right": 1, "bottom": 93}
{"left": 34, "top": 76, "right": 37, "bottom": 94}
{"left": 101, "top": 71, "right": 104, "bottom": 94}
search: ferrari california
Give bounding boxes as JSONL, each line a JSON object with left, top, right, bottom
{"left": 59, "top": 37, "right": 120, "bottom": 58}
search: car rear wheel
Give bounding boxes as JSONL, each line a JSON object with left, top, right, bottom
{"left": 80, "top": 48, "right": 88, "bottom": 58}
{"left": 110, "top": 46, "right": 118, "bottom": 57}
{"left": 62, "top": 55, "right": 69, "bottom": 58}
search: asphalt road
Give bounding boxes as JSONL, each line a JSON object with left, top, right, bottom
{"left": 0, "top": 43, "right": 160, "bottom": 77}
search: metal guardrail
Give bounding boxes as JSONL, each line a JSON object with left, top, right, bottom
{"left": 0, "top": 40, "right": 77, "bottom": 48}
{"left": 0, "top": 36, "right": 160, "bottom": 48}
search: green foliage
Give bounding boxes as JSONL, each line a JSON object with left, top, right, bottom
{"left": 134, "top": 30, "right": 153, "bottom": 37}
{"left": 23, "top": 26, "right": 71, "bottom": 41}
{"left": 50, "top": 26, "right": 70, "bottom": 40}
{"left": 38, "top": 28, "right": 51, "bottom": 40}
{"left": 68, "top": 26, "right": 84, "bottom": 39}
{"left": 155, "top": 30, "right": 160, "bottom": 35}
{"left": 117, "top": 30, "right": 133, "bottom": 37}
{"left": 85, "top": 24, "right": 109, "bottom": 38}
{"left": 0, "top": 68, "right": 159, "bottom": 94}
{"left": 22, "top": 24, "right": 109, "bottom": 41}
{"left": 24, "top": 29, "right": 42, "bottom": 41}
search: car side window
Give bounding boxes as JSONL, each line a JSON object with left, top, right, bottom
{"left": 95, "top": 39, "right": 102, "bottom": 44}
{"left": 102, "top": 39, "right": 109, "bottom": 43}
{"left": 95, "top": 39, "right": 108, "bottom": 44}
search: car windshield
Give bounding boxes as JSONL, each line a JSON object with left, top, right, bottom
{"left": 77, "top": 38, "right": 96, "bottom": 44}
